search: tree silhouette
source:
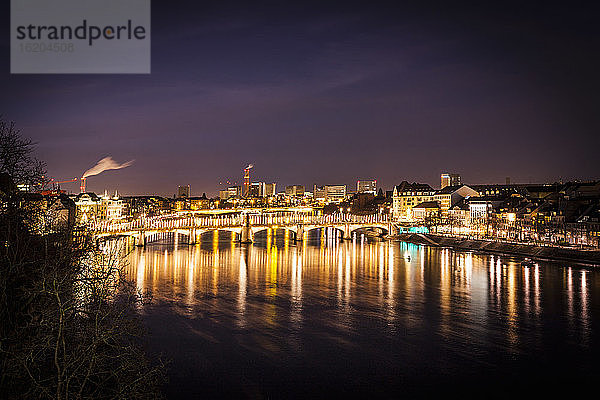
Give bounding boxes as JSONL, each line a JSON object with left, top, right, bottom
{"left": 0, "top": 119, "right": 164, "bottom": 399}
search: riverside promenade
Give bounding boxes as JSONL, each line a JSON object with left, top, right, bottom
{"left": 394, "top": 233, "right": 600, "bottom": 265}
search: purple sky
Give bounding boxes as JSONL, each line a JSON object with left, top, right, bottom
{"left": 1, "top": 1, "right": 599, "bottom": 196}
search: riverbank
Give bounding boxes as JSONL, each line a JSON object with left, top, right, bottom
{"left": 392, "top": 233, "right": 600, "bottom": 265}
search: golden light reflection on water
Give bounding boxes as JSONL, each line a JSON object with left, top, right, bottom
{"left": 534, "top": 265, "right": 541, "bottom": 315}
{"left": 506, "top": 262, "right": 518, "bottom": 347}
{"left": 523, "top": 264, "right": 530, "bottom": 315}
{"left": 125, "top": 235, "right": 596, "bottom": 353}
{"left": 581, "top": 270, "right": 589, "bottom": 345}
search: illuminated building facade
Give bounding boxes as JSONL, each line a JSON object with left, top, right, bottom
{"left": 73, "top": 192, "right": 100, "bottom": 223}
{"left": 100, "top": 191, "right": 124, "bottom": 221}
{"left": 392, "top": 181, "right": 436, "bottom": 220}
{"left": 357, "top": 180, "right": 377, "bottom": 194}
{"left": 412, "top": 201, "right": 440, "bottom": 221}
{"left": 314, "top": 184, "right": 347, "bottom": 203}
{"left": 434, "top": 184, "right": 480, "bottom": 217}
{"left": 220, "top": 186, "right": 242, "bottom": 200}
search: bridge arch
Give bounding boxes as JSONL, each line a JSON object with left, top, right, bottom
{"left": 252, "top": 227, "right": 297, "bottom": 241}
{"left": 196, "top": 228, "right": 241, "bottom": 241}
{"left": 144, "top": 231, "right": 185, "bottom": 245}
{"left": 349, "top": 225, "right": 389, "bottom": 238}
{"left": 305, "top": 225, "right": 346, "bottom": 239}
{"left": 92, "top": 213, "right": 392, "bottom": 245}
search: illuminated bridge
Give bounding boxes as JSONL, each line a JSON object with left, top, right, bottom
{"left": 92, "top": 212, "right": 393, "bottom": 246}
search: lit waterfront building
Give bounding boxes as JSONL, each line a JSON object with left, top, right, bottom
{"left": 448, "top": 199, "right": 471, "bottom": 227}
{"left": 392, "top": 181, "right": 436, "bottom": 220}
{"left": 357, "top": 179, "right": 377, "bottom": 194}
{"left": 99, "top": 190, "right": 124, "bottom": 221}
{"left": 72, "top": 192, "right": 100, "bottom": 223}
{"left": 412, "top": 201, "right": 440, "bottom": 221}
{"left": 434, "top": 184, "right": 479, "bottom": 218}
{"left": 441, "top": 173, "right": 461, "bottom": 189}
{"left": 173, "top": 197, "right": 187, "bottom": 211}
{"left": 469, "top": 198, "right": 492, "bottom": 222}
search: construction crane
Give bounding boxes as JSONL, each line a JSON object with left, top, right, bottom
{"left": 46, "top": 177, "right": 78, "bottom": 192}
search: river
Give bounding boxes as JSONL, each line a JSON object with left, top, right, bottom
{"left": 125, "top": 229, "right": 600, "bottom": 399}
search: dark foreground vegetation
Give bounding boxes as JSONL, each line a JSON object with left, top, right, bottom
{"left": 0, "top": 119, "right": 163, "bottom": 399}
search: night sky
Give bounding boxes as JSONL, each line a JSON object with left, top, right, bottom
{"left": 1, "top": 1, "right": 599, "bottom": 196}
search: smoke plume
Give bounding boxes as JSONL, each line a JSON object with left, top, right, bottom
{"left": 82, "top": 157, "right": 134, "bottom": 178}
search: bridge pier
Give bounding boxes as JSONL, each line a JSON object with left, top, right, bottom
{"left": 240, "top": 213, "right": 253, "bottom": 243}
{"left": 240, "top": 226, "right": 253, "bottom": 243}
{"left": 295, "top": 224, "right": 304, "bottom": 242}
{"left": 387, "top": 222, "right": 395, "bottom": 236}
{"left": 343, "top": 224, "right": 352, "bottom": 240}
{"left": 136, "top": 231, "right": 146, "bottom": 247}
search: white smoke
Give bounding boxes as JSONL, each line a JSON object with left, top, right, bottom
{"left": 245, "top": 164, "right": 254, "bottom": 170}
{"left": 82, "top": 157, "right": 134, "bottom": 178}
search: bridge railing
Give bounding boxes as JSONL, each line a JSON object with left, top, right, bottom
{"left": 92, "top": 212, "right": 390, "bottom": 233}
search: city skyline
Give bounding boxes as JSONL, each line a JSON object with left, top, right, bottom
{"left": 37, "top": 163, "right": 600, "bottom": 199}
{"left": 38, "top": 166, "right": 595, "bottom": 199}
{"left": 1, "top": 1, "right": 599, "bottom": 195}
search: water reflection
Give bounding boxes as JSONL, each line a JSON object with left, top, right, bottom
{"left": 237, "top": 246, "right": 247, "bottom": 329}
{"left": 124, "top": 234, "right": 599, "bottom": 398}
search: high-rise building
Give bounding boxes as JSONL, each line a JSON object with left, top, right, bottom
{"left": 357, "top": 179, "right": 377, "bottom": 194}
{"left": 313, "top": 185, "right": 326, "bottom": 202}
{"left": 249, "top": 182, "right": 265, "bottom": 197}
{"left": 264, "top": 183, "right": 276, "bottom": 196}
{"left": 441, "top": 173, "right": 461, "bottom": 189}
{"left": 177, "top": 185, "right": 190, "bottom": 198}
{"left": 286, "top": 185, "right": 305, "bottom": 197}
{"left": 314, "top": 184, "right": 347, "bottom": 203}
{"left": 325, "top": 185, "right": 347, "bottom": 202}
